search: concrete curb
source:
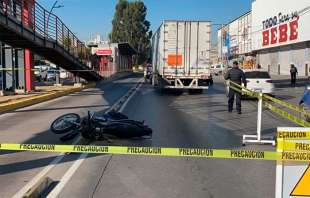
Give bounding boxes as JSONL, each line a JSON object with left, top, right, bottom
{"left": 22, "top": 177, "right": 53, "bottom": 198}
{"left": 0, "top": 83, "right": 96, "bottom": 114}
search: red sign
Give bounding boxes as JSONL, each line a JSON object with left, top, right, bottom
{"left": 262, "top": 17, "right": 299, "bottom": 47}
{"left": 95, "top": 49, "right": 112, "bottom": 56}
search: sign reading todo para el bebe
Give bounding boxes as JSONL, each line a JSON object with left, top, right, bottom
{"left": 251, "top": 0, "right": 310, "bottom": 50}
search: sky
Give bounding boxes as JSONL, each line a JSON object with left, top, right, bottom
{"left": 37, "top": 0, "right": 253, "bottom": 44}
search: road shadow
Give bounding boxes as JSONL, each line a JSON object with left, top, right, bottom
{"left": 0, "top": 153, "right": 100, "bottom": 175}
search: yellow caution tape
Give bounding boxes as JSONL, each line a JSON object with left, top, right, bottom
{"left": 264, "top": 102, "right": 310, "bottom": 127}
{"left": 228, "top": 81, "right": 260, "bottom": 98}
{"left": 278, "top": 131, "right": 310, "bottom": 140}
{"left": 228, "top": 80, "right": 310, "bottom": 118}
{"left": 1, "top": 143, "right": 310, "bottom": 162}
{"left": 278, "top": 140, "right": 310, "bottom": 152}
{"left": 280, "top": 151, "right": 310, "bottom": 161}
{"left": 264, "top": 94, "right": 310, "bottom": 117}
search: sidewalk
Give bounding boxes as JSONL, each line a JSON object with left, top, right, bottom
{"left": 271, "top": 74, "right": 309, "bottom": 81}
{"left": 271, "top": 75, "right": 309, "bottom": 88}
{"left": 0, "top": 85, "right": 84, "bottom": 105}
{"left": 0, "top": 84, "right": 95, "bottom": 114}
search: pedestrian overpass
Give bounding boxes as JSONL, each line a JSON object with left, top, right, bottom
{"left": 0, "top": 0, "right": 102, "bottom": 82}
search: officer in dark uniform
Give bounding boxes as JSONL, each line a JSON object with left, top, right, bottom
{"left": 224, "top": 61, "right": 247, "bottom": 114}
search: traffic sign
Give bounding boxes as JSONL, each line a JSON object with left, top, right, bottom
{"left": 276, "top": 127, "right": 310, "bottom": 198}
{"left": 290, "top": 165, "right": 310, "bottom": 196}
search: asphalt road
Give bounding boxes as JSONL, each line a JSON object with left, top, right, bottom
{"left": 59, "top": 76, "right": 302, "bottom": 198}
{"left": 0, "top": 74, "right": 305, "bottom": 198}
{"left": 0, "top": 73, "right": 142, "bottom": 198}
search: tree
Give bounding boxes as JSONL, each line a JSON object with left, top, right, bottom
{"left": 109, "top": 0, "right": 128, "bottom": 43}
{"left": 109, "top": 0, "right": 152, "bottom": 65}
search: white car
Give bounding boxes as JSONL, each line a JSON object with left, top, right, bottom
{"left": 225, "top": 70, "right": 275, "bottom": 97}
{"left": 243, "top": 70, "right": 275, "bottom": 94}
{"left": 211, "top": 64, "right": 225, "bottom": 75}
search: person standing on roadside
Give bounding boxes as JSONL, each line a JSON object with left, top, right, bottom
{"left": 290, "top": 64, "right": 298, "bottom": 87}
{"left": 224, "top": 61, "right": 247, "bottom": 114}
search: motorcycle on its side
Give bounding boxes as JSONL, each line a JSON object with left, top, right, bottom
{"left": 50, "top": 111, "right": 152, "bottom": 142}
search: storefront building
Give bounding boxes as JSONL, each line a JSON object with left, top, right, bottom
{"left": 252, "top": 0, "right": 310, "bottom": 76}
{"left": 90, "top": 43, "right": 136, "bottom": 78}
{"left": 218, "top": 12, "right": 254, "bottom": 68}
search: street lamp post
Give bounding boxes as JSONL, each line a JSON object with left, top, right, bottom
{"left": 46, "top": 1, "right": 64, "bottom": 38}
{"left": 46, "top": 1, "right": 63, "bottom": 85}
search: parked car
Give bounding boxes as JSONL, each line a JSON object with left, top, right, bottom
{"left": 211, "top": 64, "right": 225, "bottom": 76}
{"left": 225, "top": 70, "right": 275, "bottom": 97}
{"left": 34, "top": 65, "right": 49, "bottom": 81}
{"left": 60, "top": 70, "right": 69, "bottom": 79}
{"left": 299, "top": 82, "right": 310, "bottom": 122}
{"left": 46, "top": 70, "right": 59, "bottom": 81}
{"left": 243, "top": 70, "right": 275, "bottom": 94}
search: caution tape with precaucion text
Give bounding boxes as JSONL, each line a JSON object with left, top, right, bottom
{"left": 1, "top": 143, "right": 310, "bottom": 162}
{"left": 227, "top": 81, "right": 310, "bottom": 127}
{"left": 277, "top": 131, "right": 310, "bottom": 140}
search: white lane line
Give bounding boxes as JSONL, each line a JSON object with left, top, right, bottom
{"left": 41, "top": 80, "right": 143, "bottom": 198}
{"left": 12, "top": 137, "right": 81, "bottom": 198}
{"left": 119, "top": 82, "right": 143, "bottom": 113}
{"left": 12, "top": 80, "right": 142, "bottom": 198}
{"left": 46, "top": 153, "right": 88, "bottom": 198}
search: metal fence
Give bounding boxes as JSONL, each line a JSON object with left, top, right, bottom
{"left": 0, "top": 0, "right": 89, "bottom": 64}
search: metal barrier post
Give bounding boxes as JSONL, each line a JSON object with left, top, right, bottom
{"left": 242, "top": 91, "right": 276, "bottom": 146}
{"left": 257, "top": 92, "right": 262, "bottom": 141}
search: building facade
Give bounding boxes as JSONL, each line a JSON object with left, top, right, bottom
{"left": 252, "top": 0, "right": 310, "bottom": 76}
{"left": 218, "top": 12, "right": 253, "bottom": 68}
{"left": 89, "top": 42, "right": 135, "bottom": 77}
{"left": 210, "top": 44, "right": 218, "bottom": 65}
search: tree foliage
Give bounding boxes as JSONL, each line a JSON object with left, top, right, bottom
{"left": 109, "top": 0, "right": 152, "bottom": 64}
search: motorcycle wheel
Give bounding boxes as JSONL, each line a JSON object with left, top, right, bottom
{"left": 51, "top": 113, "right": 81, "bottom": 134}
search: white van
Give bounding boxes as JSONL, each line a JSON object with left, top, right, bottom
{"left": 211, "top": 64, "right": 225, "bottom": 75}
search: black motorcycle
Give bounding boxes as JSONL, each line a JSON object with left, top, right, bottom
{"left": 50, "top": 111, "right": 152, "bottom": 141}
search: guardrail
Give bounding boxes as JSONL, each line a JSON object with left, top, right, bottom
{"left": 0, "top": 0, "right": 89, "bottom": 65}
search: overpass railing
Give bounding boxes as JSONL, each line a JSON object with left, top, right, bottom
{"left": 0, "top": 0, "right": 90, "bottom": 66}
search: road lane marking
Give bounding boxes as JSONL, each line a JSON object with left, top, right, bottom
{"left": 45, "top": 80, "right": 143, "bottom": 198}
{"left": 46, "top": 153, "right": 88, "bottom": 198}
{"left": 11, "top": 79, "right": 143, "bottom": 198}
{"left": 11, "top": 137, "right": 81, "bottom": 198}
{"left": 119, "top": 82, "right": 143, "bottom": 112}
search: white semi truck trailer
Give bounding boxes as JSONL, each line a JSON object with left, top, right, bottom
{"left": 152, "top": 20, "right": 213, "bottom": 91}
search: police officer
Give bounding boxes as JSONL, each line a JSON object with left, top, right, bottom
{"left": 224, "top": 61, "right": 247, "bottom": 114}
{"left": 290, "top": 64, "right": 298, "bottom": 87}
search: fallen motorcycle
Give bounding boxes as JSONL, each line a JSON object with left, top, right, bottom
{"left": 50, "top": 111, "right": 152, "bottom": 141}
